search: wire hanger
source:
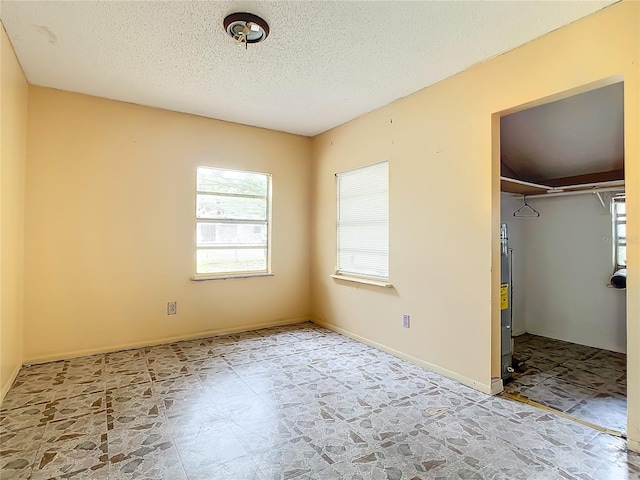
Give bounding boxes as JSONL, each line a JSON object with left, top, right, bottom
{"left": 513, "top": 195, "right": 540, "bottom": 218}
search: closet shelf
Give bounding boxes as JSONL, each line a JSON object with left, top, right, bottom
{"left": 500, "top": 177, "right": 549, "bottom": 195}
{"left": 501, "top": 176, "right": 624, "bottom": 197}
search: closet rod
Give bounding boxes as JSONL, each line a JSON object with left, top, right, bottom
{"left": 551, "top": 180, "right": 624, "bottom": 190}
{"left": 524, "top": 187, "right": 624, "bottom": 199}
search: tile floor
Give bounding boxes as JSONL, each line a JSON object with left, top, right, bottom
{"left": 506, "top": 333, "right": 627, "bottom": 434}
{"left": 1, "top": 323, "right": 639, "bottom": 480}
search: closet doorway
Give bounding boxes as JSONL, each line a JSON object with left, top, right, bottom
{"left": 496, "top": 81, "right": 627, "bottom": 436}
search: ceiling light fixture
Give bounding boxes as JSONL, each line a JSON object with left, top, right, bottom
{"left": 223, "top": 12, "right": 269, "bottom": 49}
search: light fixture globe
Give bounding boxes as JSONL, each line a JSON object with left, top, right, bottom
{"left": 223, "top": 12, "right": 269, "bottom": 47}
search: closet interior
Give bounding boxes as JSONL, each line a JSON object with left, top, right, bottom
{"left": 499, "top": 82, "right": 627, "bottom": 435}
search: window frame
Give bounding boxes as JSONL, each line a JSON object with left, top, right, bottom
{"left": 612, "top": 194, "right": 626, "bottom": 272}
{"left": 194, "top": 166, "right": 272, "bottom": 279}
{"left": 335, "top": 161, "right": 390, "bottom": 283}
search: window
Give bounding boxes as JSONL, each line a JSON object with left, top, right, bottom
{"left": 612, "top": 195, "right": 626, "bottom": 271}
{"left": 336, "top": 161, "right": 389, "bottom": 280}
{"left": 196, "top": 167, "right": 270, "bottom": 276}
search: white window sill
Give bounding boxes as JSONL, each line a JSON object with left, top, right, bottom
{"left": 330, "top": 274, "right": 393, "bottom": 288}
{"left": 191, "top": 273, "right": 274, "bottom": 282}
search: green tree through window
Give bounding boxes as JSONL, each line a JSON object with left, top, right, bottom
{"left": 196, "top": 167, "right": 271, "bottom": 275}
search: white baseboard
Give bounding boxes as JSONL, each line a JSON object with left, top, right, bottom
{"left": 524, "top": 329, "right": 626, "bottom": 354}
{"left": 311, "top": 318, "right": 495, "bottom": 395}
{"left": 1, "top": 363, "right": 22, "bottom": 407}
{"left": 24, "top": 317, "right": 310, "bottom": 365}
{"left": 491, "top": 379, "right": 504, "bottom": 395}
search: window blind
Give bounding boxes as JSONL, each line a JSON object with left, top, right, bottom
{"left": 337, "top": 161, "right": 389, "bottom": 279}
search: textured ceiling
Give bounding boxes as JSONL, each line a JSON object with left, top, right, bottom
{"left": 501, "top": 82, "right": 624, "bottom": 183}
{"left": 1, "top": 1, "right": 617, "bottom": 136}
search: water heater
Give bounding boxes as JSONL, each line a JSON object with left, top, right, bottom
{"left": 500, "top": 224, "right": 513, "bottom": 380}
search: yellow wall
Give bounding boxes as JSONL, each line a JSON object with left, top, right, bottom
{"left": 310, "top": 0, "right": 639, "bottom": 442}
{"left": 0, "top": 26, "right": 28, "bottom": 402}
{"left": 24, "top": 87, "right": 311, "bottom": 363}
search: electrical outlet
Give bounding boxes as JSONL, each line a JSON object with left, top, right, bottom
{"left": 402, "top": 314, "right": 410, "bottom": 328}
{"left": 167, "top": 301, "right": 177, "bottom": 315}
